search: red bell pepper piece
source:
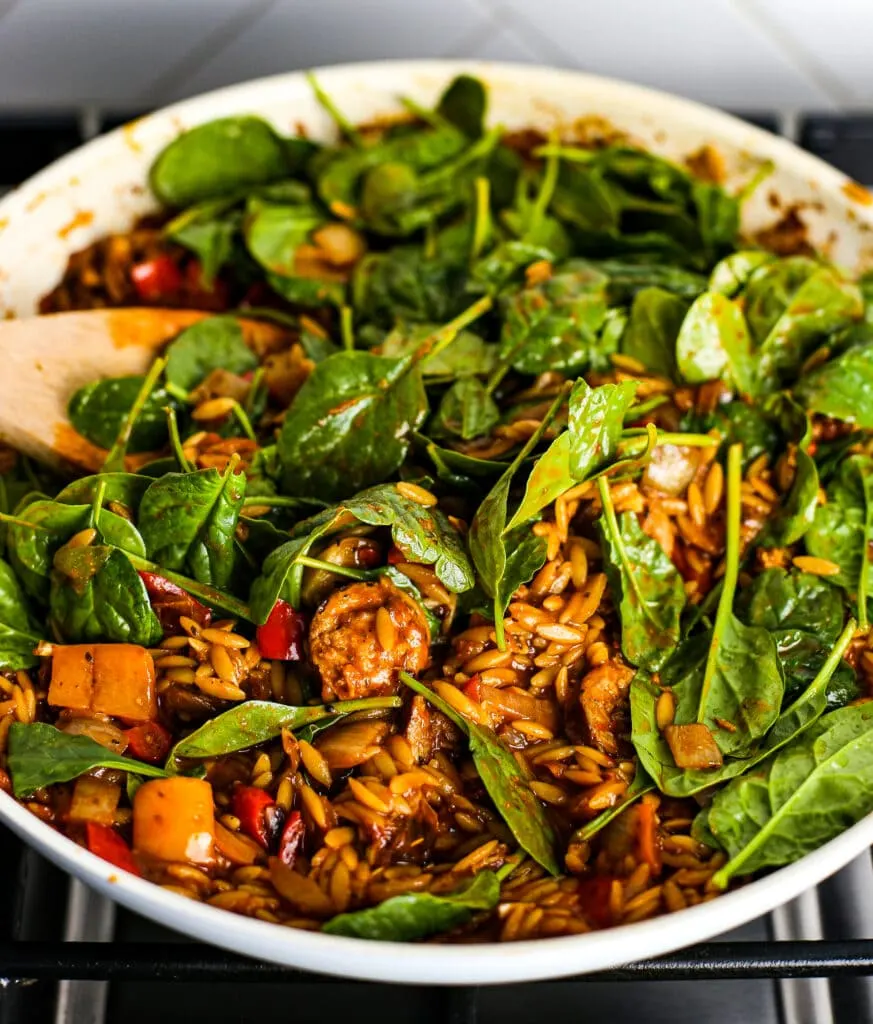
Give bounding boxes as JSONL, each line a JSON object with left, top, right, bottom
{"left": 576, "top": 875, "right": 615, "bottom": 929}
{"left": 386, "top": 545, "right": 404, "bottom": 565}
{"left": 184, "top": 260, "right": 230, "bottom": 309}
{"left": 277, "top": 811, "right": 306, "bottom": 868}
{"left": 130, "top": 255, "right": 183, "bottom": 302}
{"left": 256, "top": 600, "right": 304, "bottom": 661}
{"left": 462, "top": 674, "right": 482, "bottom": 702}
{"left": 232, "top": 786, "right": 277, "bottom": 848}
{"left": 138, "top": 571, "right": 212, "bottom": 633}
{"left": 85, "top": 822, "right": 142, "bottom": 877}
{"left": 124, "top": 722, "right": 172, "bottom": 765}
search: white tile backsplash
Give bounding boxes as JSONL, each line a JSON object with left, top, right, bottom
{"left": 0, "top": 0, "right": 862, "bottom": 111}
{"left": 750, "top": 0, "right": 873, "bottom": 104}
{"left": 495, "top": 0, "right": 834, "bottom": 109}
{"left": 161, "top": 0, "right": 491, "bottom": 104}
{"left": 0, "top": 0, "right": 261, "bottom": 106}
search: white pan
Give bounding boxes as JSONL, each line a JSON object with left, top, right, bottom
{"left": 0, "top": 60, "right": 872, "bottom": 985}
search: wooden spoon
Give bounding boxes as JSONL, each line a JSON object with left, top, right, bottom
{"left": 0, "top": 308, "right": 289, "bottom": 472}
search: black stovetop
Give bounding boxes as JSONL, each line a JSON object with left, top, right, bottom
{"left": 3, "top": 108, "right": 873, "bottom": 1024}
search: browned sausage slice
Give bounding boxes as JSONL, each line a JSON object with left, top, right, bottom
{"left": 309, "top": 578, "right": 431, "bottom": 702}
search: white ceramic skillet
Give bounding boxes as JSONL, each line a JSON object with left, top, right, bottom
{"left": 1, "top": 60, "right": 873, "bottom": 985}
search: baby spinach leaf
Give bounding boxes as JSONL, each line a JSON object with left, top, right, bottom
{"left": 805, "top": 454, "right": 873, "bottom": 610}
{"left": 277, "top": 350, "right": 426, "bottom": 501}
{"left": 316, "top": 126, "right": 468, "bottom": 225}
{"left": 597, "top": 482, "right": 685, "bottom": 671}
{"left": 507, "top": 378, "right": 637, "bottom": 531}
{"left": 467, "top": 239, "right": 555, "bottom": 298}
{"left": 164, "top": 316, "right": 258, "bottom": 393}
{"left": 771, "top": 630, "right": 858, "bottom": 708}
{"left": 381, "top": 324, "right": 497, "bottom": 380}
{"left": 709, "top": 251, "right": 774, "bottom": 297}
{"left": 754, "top": 265, "right": 863, "bottom": 390}
{"left": 244, "top": 196, "right": 326, "bottom": 278}
{"left": 164, "top": 197, "right": 241, "bottom": 286}
{"left": 498, "top": 263, "right": 611, "bottom": 376}
{"left": 55, "top": 473, "right": 150, "bottom": 510}
{"left": 68, "top": 375, "right": 173, "bottom": 452}
{"left": 705, "top": 700, "right": 873, "bottom": 886}
{"left": 794, "top": 336, "right": 873, "bottom": 428}
{"left": 278, "top": 299, "right": 491, "bottom": 501}
{"left": 359, "top": 129, "right": 501, "bottom": 237}
{"left": 620, "top": 286, "right": 687, "bottom": 378}
{"left": 568, "top": 378, "right": 639, "bottom": 480}
{"left": 6, "top": 501, "right": 145, "bottom": 603}
{"left": 469, "top": 389, "right": 566, "bottom": 646}
{"left": 434, "top": 378, "right": 500, "bottom": 440}
{"left": 8, "top": 722, "right": 169, "bottom": 797}
{"left": 595, "top": 259, "right": 706, "bottom": 304}
{"left": 50, "top": 543, "right": 162, "bottom": 646}
{"left": 250, "top": 482, "right": 475, "bottom": 622}
{"left": 248, "top": 530, "right": 330, "bottom": 624}
{"left": 735, "top": 567, "right": 844, "bottom": 645}
{"left": 323, "top": 871, "right": 499, "bottom": 940}
{"left": 0, "top": 559, "right": 42, "bottom": 669}
{"left": 631, "top": 617, "right": 855, "bottom": 797}
{"left": 676, "top": 291, "right": 754, "bottom": 394}
{"left": 138, "top": 463, "right": 246, "bottom": 588}
{"left": 692, "top": 445, "right": 783, "bottom": 754}
{"left": 149, "top": 116, "right": 291, "bottom": 207}
{"left": 689, "top": 400, "right": 778, "bottom": 468}
{"left": 436, "top": 74, "right": 487, "bottom": 139}
{"left": 353, "top": 247, "right": 467, "bottom": 328}
{"left": 7, "top": 720, "right": 166, "bottom": 798}
{"left": 400, "top": 672, "right": 559, "bottom": 875}
{"left": 125, "top": 552, "right": 252, "bottom": 622}
{"left": 168, "top": 696, "right": 401, "bottom": 762}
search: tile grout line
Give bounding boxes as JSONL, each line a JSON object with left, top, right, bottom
{"left": 140, "top": 0, "right": 284, "bottom": 107}
{"left": 466, "top": 2, "right": 577, "bottom": 68}
{"left": 731, "top": 0, "right": 855, "bottom": 109}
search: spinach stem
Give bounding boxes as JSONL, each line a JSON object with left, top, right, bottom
{"left": 294, "top": 555, "right": 375, "bottom": 582}
{"left": 625, "top": 395, "right": 670, "bottom": 421}
{"left": 102, "top": 357, "right": 167, "bottom": 473}
{"left": 0, "top": 512, "right": 50, "bottom": 532}
{"left": 409, "top": 296, "right": 492, "bottom": 369}
{"left": 306, "top": 72, "right": 362, "bottom": 146}
{"left": 242, "top": 494, "right": 319, "bottom": 509}
{"left": 125, "top": 553, "right": 253, "bottom": 621}
{"left": 619, "top": 430, "right": 717, "bottom": 449}
{"left": 527, "top": 130, "right": 560, "bottom": 238}
{"left": 340, "top": 305, "right": 355, "bottom": 352}
{"left": 697, "top": 444, "right": 742, "bottom": 722}
{"left": 88, "top": 478, "right": 107, "bottom": 529}
{"left": 782, "top": 617, "right": 856, "bottom": 718}
{"left": 164, "top": 382, "right": 189, "bottom": 404}
{"left": 235, "top": 306, "right": 299, "bottom": 330}
{"left": 165, "top": 406, "right": 193, "bottom": 472}
{"left": 231, "top": 402, "right": 257, "bottom": 443}
{"left": 470, "top": 176, "right": 491, "bottom": 262}
{"left": 531, "top": 145, "right": 597, "bottom": 164}
{"left": 399, "top": 95, "right": 449, "bottom": 130}
{"left": 244, "top": 366, "right": 266, "bottom": 417}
